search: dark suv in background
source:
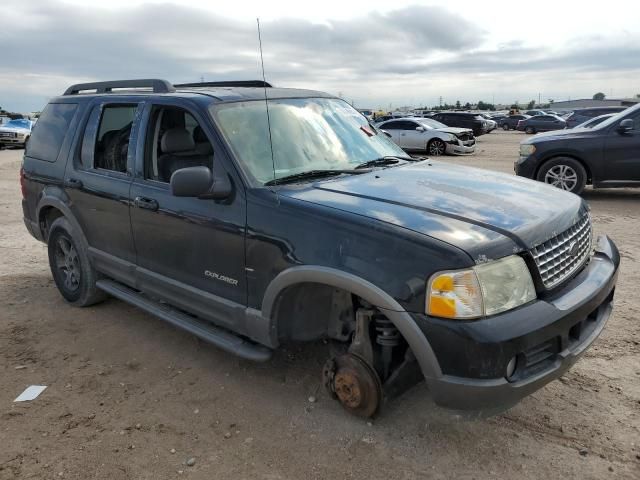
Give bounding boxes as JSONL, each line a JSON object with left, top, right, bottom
{"left": 429, "top": 112, "right": 489, "bottom": 136}
{"left": 565, "top": 107, "right": 627, "bottom": 128}
{"left": 516, "top": 103, "right": 640, "bottom": 193}
{"left": 21, "top": 79, "right": 619, "bottom": 418}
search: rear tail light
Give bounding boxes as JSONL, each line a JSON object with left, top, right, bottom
{"left": 20, "top": 166, "right": 27, "bottom": 199}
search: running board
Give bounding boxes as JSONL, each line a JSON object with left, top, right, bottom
{"left": 96, "top": 279, "right": 272, "bottom": 362}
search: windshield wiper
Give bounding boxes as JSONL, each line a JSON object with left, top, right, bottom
{"left": 354, "top": 155, "right": 417, "bottom": 170}
{"left": 264, "top": 169, "right": 364, "bottom": 186}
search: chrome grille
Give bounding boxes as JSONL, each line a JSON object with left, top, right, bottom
{"left": 531, "top": 214, "right": 592, "bottom": 289}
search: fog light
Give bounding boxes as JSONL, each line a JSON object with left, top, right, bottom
{"left": 506, "top": 356, "right": 517, "bottom": 379}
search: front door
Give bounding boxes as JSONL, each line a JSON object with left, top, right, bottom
{"left": 603, "top": 111, "right": 640, "bottom": 182}
{"left": 129, "top": 100, "right": 248, "bottom": 330}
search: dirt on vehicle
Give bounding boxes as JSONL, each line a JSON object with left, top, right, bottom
{"left": 1, "top": 131, "right": 639, "bottom": 479}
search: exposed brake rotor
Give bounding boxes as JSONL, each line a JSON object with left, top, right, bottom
{"left": 322, "top": 353, "right": 383, "bottom": 418}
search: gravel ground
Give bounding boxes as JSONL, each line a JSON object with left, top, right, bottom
{"left": 1, "top": 131, "right": 639, "bottom": 479}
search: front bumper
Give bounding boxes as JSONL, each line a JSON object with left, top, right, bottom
{"left": 414, "top": 235, "right": 619, "bottom": 412}
{"left": 514, "top": 155, "right": 538, "bottom": 178}
{"left": 445, "top": 141, "right": 475, "bottom": 155}
{"left": 0, "top": 137, "right": 26, "bottom": 145}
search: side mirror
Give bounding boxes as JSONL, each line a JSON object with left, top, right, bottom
{"left": 617, "top": 118, "right": 634, "bottom": 134}
{"left": 415, "top": 126, "right": 425, "bottom": 132}
{"left": 170, "top": 166, "right": 232, "bottom": 199}
{"left": 381, "top": 129, "right": 392, "bottom": 138}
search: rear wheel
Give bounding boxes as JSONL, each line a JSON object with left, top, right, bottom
{"left": 427, "top": 138, "right": 446, "bottom": 156}
{"left": 47, "top": 217, "right": 107, "bottom": 306}
{"left": 525, "top": 126, "right": 536, "bottom": 134}
{"left": 537, "top": 157, "right": 587, "bottom": 194}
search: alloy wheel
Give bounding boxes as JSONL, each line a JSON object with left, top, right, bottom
{"left": 544, "top": 164, "right": 578, "bottom": 191}
{"left": 54, "top": 236, "right": 81, "bottom": 292}
{"left": 428, "top": 140, "right": 446, "bottom": 156}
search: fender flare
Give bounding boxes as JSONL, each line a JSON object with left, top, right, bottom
{"left": 36, "top": 191, "right": 88, "bottom": 247}
{"left": 261, "top": 265, "right": 442, "bottom": 381}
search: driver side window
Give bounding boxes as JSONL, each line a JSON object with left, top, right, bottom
{"left": 144, "top": 106, "right": 214, "bottom": 183}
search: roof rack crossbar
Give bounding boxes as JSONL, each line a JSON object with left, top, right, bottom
{"left": 174, "top": 80, "right": 272, "bottom": 88}
{"left": 63, "top": 79, "right": 175, "bottom": 96}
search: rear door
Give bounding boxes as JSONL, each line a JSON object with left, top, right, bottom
{"left": 129, "top": 99, "right": 248, "bottom": 329}
{"left": 64, "top": 99, "right": 141, "bottom": 284}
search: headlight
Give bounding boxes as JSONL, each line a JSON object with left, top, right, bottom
{"left": 447, "top": 134, "right": 458, "bottom": 142}
{"left": 520, "top": 144, "right": 536, "bottom": 156}
{"left": 427, "top": 256, "right": 536, "bottom": 319}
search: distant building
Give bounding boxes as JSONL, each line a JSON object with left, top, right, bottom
{"left": 550, "top": 98, "right": 639, "bottom": 110}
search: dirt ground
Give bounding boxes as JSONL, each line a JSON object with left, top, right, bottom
{"left": 1, "top": 131, "right": 638, "bottom": 479}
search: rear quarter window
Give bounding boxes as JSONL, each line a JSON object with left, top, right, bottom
{"left": 26, "top": 103, "right": 78, "bottom": 162}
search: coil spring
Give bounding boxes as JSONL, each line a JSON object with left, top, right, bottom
{"left": 375, "top": 317, "right": 401, "bottom": 347}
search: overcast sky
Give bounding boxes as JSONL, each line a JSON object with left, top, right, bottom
{"left": 2, "top": 0, "right": 639, "bottom": 112}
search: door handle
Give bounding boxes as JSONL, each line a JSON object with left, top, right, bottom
{"left": 65, "top": 178, "right": 83, "bottom": 189}
{"left": 134, "top": 196, "right": 159, "bottom": 211}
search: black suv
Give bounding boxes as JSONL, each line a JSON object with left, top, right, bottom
{"left": 429, "top": 112, "right": 488, "bottom": 136}
{"left": 516, "top": 103, "right": 640, "bottom": 194}
{"left": 565, "top": 107, "right": 627, "bottom": 128}
{"left": 22, "top": 79, "right": 619, "bottom": 417}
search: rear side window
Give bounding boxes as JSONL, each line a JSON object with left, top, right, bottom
{"left": 94, "top": 105, "right": 137, "bottom": 173}
{"left": 26, "top": 103, "right": 77, "bottom": 162}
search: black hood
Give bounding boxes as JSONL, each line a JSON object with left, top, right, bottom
{"left": 280, "top": 161, "right": 586, "bottom": 262}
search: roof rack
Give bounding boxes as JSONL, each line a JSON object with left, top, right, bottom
{"left": 174, "top": 80, "right": 272, "bottom": 88}
{"left": 63, "top": 79, "right": 176, "bottom": 96}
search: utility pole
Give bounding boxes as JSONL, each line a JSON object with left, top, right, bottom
{"left": 439, "top": 96, "right": 442, "bottom": 108}
{"left": 538, "top": 92, "right": 541, "bottom": 106}
{"left": 200, "top": 75, "right": 204, "bottom": 83}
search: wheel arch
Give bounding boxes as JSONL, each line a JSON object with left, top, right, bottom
{"left": 36, "top": 192, "right": 88, "bottom": 246}
{"left": 261, "top": 265, "right": 442, "bottom": 380}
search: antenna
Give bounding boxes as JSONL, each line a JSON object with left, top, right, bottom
{"left": 257, "top": 18, "right": 276, "bottom": 184}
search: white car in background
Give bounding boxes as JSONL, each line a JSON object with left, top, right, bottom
{"left": 376, "top": 117, "right": 476, "bottom": 155}
{"left": 0, "top": 119, "right": 34, "bottom": 148}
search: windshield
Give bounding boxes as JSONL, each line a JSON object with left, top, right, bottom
{"left": 416, "top": 118, "right": 447, "bottom": 129}
{"left": 3, "top": 119, "right": 31, "bottom": 129}
{"left": 211, "top": 98, "right": 406, "bottom": 184}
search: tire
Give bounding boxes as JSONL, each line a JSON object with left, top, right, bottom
{"left": 427, "top": 138, "right": 446, "bottom": 156}
{"left": 47, "top": 217, "right": 107, "bottom": 306}
{"left": 525, "top": 126, "right": 536, "bottom": 134}
{"left": 536, "top": 157, "right": 587, "bottom": 195}
{"left": 502, "top": 123, "right": 510, "bottom": 130}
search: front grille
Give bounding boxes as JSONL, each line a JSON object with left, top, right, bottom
{"left": 530, "top": 214, "right": 592, "bottom": 289}
{"left": 0, "top": 132, "right": 16, "bottom": 138}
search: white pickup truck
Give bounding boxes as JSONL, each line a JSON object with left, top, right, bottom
{"left": 0, "top": 119, "right": 34, "bottom": 148}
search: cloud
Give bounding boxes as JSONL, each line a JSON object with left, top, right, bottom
{"left": 0, "top": 0, "right": 638, "bottom": 112}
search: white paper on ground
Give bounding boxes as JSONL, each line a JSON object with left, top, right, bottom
{"left": 14, "top": 385, "right": 47, "bottom": 402}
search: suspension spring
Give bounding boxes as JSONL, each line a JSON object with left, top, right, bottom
{"left": 375, "top": 317, "right": 401, "bottom": 347}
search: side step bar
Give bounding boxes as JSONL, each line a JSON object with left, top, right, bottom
{"left": 96, "top": 279, "right": 272, "bottom": 362}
